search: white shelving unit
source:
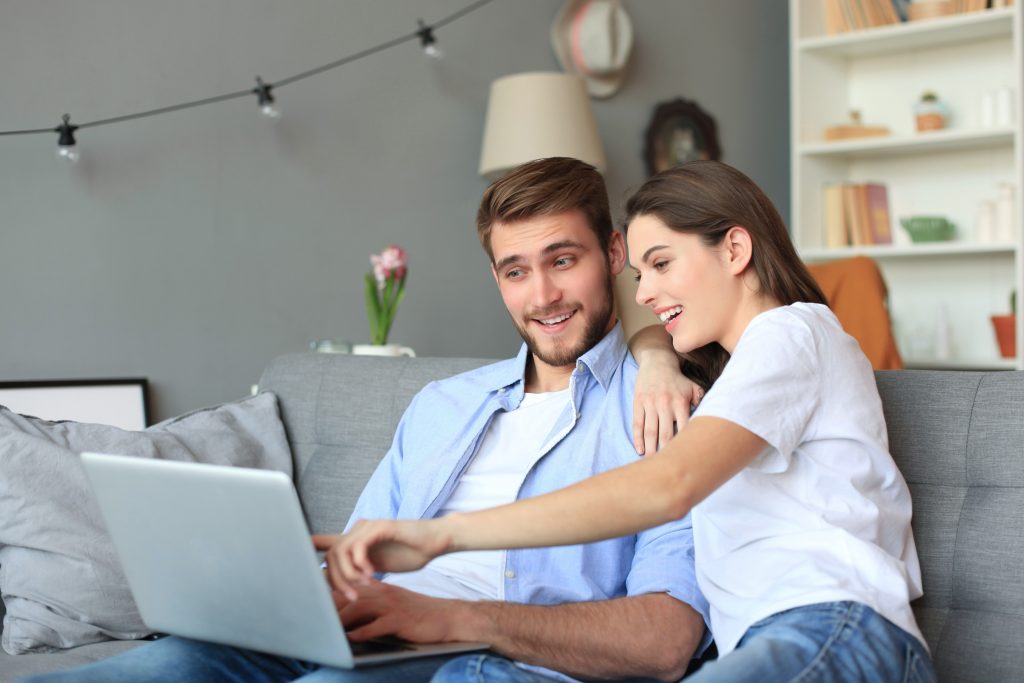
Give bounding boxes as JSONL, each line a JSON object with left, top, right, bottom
{"left": 790, "top": 2, "right": 1024, "bottom": 370}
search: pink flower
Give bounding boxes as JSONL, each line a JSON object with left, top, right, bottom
{"left": 370, "top": 245, "right": 408, "bottom": 286}
{"left": 370, "top": 255, "right": 388, "bottom": 287}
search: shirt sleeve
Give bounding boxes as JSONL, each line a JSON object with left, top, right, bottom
{"left": 627, "top": 512, "right": 713, "bottom": 655}
{"left": 343, "top": 384, "right": 433, "bottom": 531}
{"left": 694, "top": 314, "right": 820, "bottom": 470}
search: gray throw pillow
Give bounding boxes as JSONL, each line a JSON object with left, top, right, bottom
{"left": 0, "top": 392, "right": 293, "bottom": 655}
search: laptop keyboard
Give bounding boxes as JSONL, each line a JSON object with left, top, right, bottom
{"left": 349, "top": 636, "right": 416, "bottom": 656}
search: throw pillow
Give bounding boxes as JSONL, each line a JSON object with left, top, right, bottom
{"left": 0, "top": 392, "right": 293, "bottom": 655}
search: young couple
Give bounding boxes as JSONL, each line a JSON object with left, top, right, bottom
{"left": 27, "top": 158, "right": 935, "bottom": 683}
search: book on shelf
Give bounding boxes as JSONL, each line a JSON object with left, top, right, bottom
{"left": 821, "top": 182, "right": 892, "bottom": 248}
{"left": 825, "top": 0, "right": 902, "bottom": 34}
{"left": 843, "top": 184, "right": 870, "bottom": 245}
{"left": 823, "top": 184, "right": 849, "bottom": 248}
{"left": 864, "top": 183, "right": 892, "bottom": 245}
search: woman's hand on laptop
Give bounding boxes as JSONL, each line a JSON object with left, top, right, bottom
{"left": 313, "top": 519, "right": 452, "bottom": 601}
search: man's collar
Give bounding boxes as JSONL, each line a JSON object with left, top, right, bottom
{"left": 489, "top": 321, "right": 628, "bottom": 394}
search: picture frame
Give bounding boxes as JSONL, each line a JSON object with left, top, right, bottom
{"left": 643, "top": 98, "right": 722, "bottom": 176}
{"left": 0, "top": 378, "right": 150, "bottom": 430}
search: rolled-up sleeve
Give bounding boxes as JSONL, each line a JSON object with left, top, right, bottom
{"left": 627, "top": 512, "right": 713, "bottom": 654}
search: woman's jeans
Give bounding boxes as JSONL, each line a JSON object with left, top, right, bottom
{"left": 684, "top": 601, "right": 936, "bottom": 683}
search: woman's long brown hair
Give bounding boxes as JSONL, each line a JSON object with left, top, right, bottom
{"left": 624, "top": 160, "right": 826, "bottom": 390}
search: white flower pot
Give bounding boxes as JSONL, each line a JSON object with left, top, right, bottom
{"left": 351, "top": 344, "right": 416, "bottom": 358}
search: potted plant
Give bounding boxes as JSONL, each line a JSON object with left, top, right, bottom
{"left": 355, "top": 244, "right": 415, "bottom": 357}
{"left": 991, "top": 289, "right": 1016, "bottom": 358}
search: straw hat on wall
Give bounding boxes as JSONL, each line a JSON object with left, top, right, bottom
{"left": 550, "top": 0, "right": 635, "bottom": 99}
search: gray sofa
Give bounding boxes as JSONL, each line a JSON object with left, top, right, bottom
{"left": 2, "top": 353, "right": 1022, "bottom": 682}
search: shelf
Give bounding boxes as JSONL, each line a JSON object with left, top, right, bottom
{"left": 800, "top": 243, "right": 1017, "bottom": 261}
{"left": 799, "top": 128, "right": 1014, "bottom": 158}
{"left": 902, "top": 356, "right": 1018, "bottom": 371}
{"left": 792, "top": 0, "right": 1022, "bottom": 372}
{"left": 798, "top": 7, "right": 1014, "bottom": 58}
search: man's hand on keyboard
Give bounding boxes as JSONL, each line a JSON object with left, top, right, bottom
{"left": 331, "top": 578, "right": 473, "bottom": 644}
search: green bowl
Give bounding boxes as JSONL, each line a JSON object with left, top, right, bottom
{"left": 899, "top": 216, "right": 955, "bottom": 243}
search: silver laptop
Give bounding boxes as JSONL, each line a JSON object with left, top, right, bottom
{"left": 81, "top": 452, "right": 487, "bottom": 669}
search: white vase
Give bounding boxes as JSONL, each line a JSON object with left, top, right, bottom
{"left": 351, "top": 344, "right": 416, "bottom": 358}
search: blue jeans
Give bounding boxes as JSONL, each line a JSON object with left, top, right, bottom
{"left": 686, "top": 601, "right": 936, "bottom": 683}
{"left": 432, "top": 653, "right": 689, "bottom": 682}
{"left": 17, "top": 636, "right": 458, "bottom": 683}
{"left": 430, "top": 655, "right": 568, "bottom": 683}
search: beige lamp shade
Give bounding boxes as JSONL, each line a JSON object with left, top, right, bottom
{"left": 478, "top": 72, "right": 607, "bottom": 180}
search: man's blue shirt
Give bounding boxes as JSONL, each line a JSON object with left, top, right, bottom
{"left": 346, "top": 323, "right": 711, "bottom": 675}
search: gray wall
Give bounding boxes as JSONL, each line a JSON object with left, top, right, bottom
{"left": 0, "top": 1, "right": 788, "bottom": 422}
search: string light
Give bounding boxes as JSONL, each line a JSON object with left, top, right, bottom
{"left": 0, "top": 0, "right": 498, "bottom": 162}
{"left": 417, "top": 20, "right": 443, "bottom": 60}
{"left": 253, "top": 77, "right": 281, "bottom": 120}
{"left": 55, "top": 114, "right": 79, "bottom": 163}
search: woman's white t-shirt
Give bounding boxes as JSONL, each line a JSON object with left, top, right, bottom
{"left": 692, "top": 302, "right": 925, "bottom": 655}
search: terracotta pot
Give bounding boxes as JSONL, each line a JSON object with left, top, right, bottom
{"left": 990, "top": 314, "right": 1017, "bottom": 358}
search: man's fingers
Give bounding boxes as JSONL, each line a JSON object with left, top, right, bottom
{"left": 330, "top": 589, "right": 349, "bottom": 612}
{"left": 346, "top": 617, "right": 393, "bottom": 642}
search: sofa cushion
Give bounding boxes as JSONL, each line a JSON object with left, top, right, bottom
{"left": 0, "top": 392, "right": 292, "bottom": 655}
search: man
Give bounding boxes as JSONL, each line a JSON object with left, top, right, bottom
{"left": 22, "top": 157, "right": 709, "bottom": 683}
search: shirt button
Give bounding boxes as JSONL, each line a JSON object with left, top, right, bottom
{"left": 504, "top": 569, "right": 516, "bottom": 579}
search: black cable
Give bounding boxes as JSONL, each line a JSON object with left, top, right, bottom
{"left": 272, "top": 30, "right": 418, "bottom": 89}
{"left": 0, "top": 127, "right": 55, "bottom": 136}
{"left": 78, "top": 88, "right": 255, "bottom": 130}
{"left": 432, "top": 0, "right": 496, "bottom": 30}
{"left": 0, "top": 0, "right": 499, "bottom": 137}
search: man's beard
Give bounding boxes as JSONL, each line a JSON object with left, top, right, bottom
{"left": 510, "top": 272, "right": 616, "bottom": 368}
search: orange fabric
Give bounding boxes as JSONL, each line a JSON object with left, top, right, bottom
{"left": 806, "top": 256, "right": 903, "bottom": 370}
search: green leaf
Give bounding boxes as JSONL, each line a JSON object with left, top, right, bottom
{"left": 364, "top": 273, "right": 381, "bottom": 340}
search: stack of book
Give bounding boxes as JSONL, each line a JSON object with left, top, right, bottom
{"left": 821, "top": 183, "right": 893, "bottom": 248}
{"left": 825, "top": 0, "right": 902, "bottom": 33}
{"left": 824, "top": 0, "right": 1007, "bottom": 35}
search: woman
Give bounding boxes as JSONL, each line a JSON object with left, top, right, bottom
{"left": 323, "top": 161, "right": 935, "bottom": 682}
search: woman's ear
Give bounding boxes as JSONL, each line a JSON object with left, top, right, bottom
{"left": 723, "top": 226, "right": 753, "bottom": 275}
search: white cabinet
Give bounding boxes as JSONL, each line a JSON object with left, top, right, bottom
{"left": 790, "top": 2, "right": 1023, "bottom": 369}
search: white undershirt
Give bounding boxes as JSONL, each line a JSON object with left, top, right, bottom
{"left": 383, "top": 388, "right": 571, "bottom": 601}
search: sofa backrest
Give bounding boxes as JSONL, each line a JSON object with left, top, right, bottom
{"left": 876, "top": 370, "right": 1024, "bottom": 681}
{"left": 261, "top": 355, "right": 1024, "bottom": 682}
{"left": 257, "top": 352, "right": 492, "bottom": 534}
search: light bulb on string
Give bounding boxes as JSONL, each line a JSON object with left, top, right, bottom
{"left": 253, "top": 77, "right": 281, "bottom": 120}
{"left": 417, "top": 20, "right": 443, "bottom": 59}
{"left": 55, "top": 114, "right": 80, "bottom": 163}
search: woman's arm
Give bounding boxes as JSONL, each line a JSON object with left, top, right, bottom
{"left": 322, "top": 415, "right": 767, "bottom": 599}
{"left": 629, "top": 324, "right": 703, "bottom": 455}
